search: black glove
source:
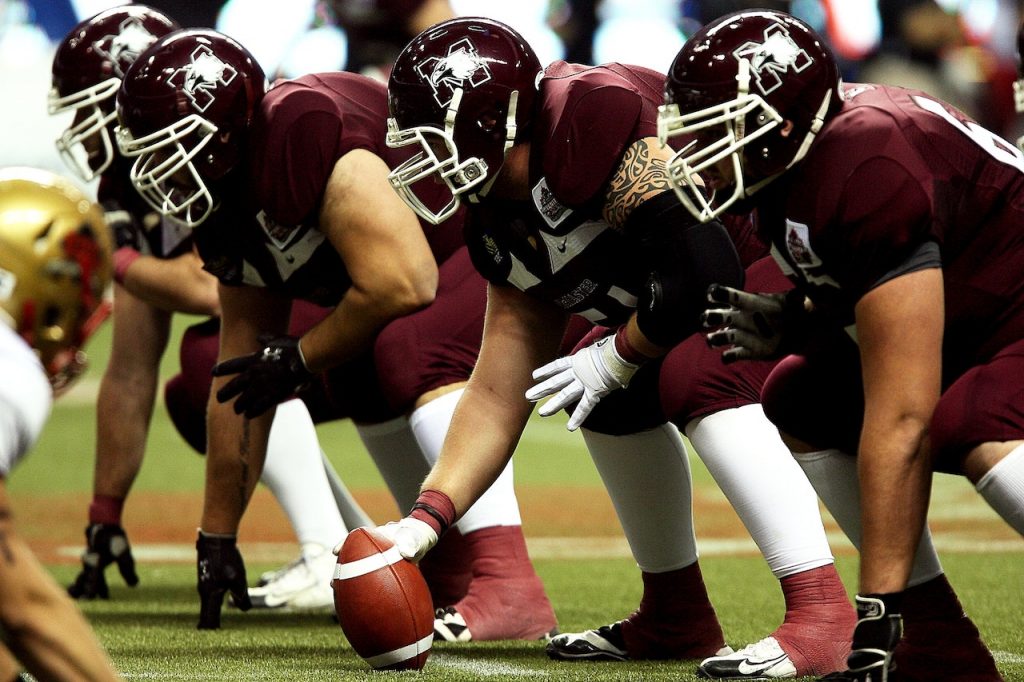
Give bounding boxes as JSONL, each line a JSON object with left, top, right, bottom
{"left": 196, "top": 531, "right": 252, "bottom": 630}
{"left": 102, "top": 201, "right": 143, "bottom": 251}
{"left": 212, "top": 335, "right": 312, "bottom": 419}
{"left": 817, "top": 593, "right": 903, "bottom": 682}
{"left": 702, "top": 285, "right": 811, "bottom": 363}
{"left": 67, "top": 523, "right": 139, "bottom": 599}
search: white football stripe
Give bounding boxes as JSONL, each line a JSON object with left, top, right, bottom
{"left": 363, "top": 633, "right": 432, "bottom": 669}
{"left": 333, "top": 545, "right": 403, "bottom": 581}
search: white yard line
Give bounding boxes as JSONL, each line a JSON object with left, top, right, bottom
{"left": 57, "top": 531, "right": 1023, "bottom": 565}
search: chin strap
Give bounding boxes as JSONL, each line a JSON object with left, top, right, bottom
{"left": 471, "top": 89, "right": 521, "bottom": 202}
{"left": 744, "top": 87, "right": 834, "bottom": 198}
{"left": 787, "top": 88, "right": 832, "bottom": 170}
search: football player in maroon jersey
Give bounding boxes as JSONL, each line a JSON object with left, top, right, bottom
{"left": 662, "top": 9, "right": 1022, "bottom": 681}
{"left": 49, "top": 6, "right": 372, "bottom": 611}
{"left": 382, "top": 16, "right": 861, "bottom": 678}
{"left": 113, "top": 28, "right": 557, "bottom": 637}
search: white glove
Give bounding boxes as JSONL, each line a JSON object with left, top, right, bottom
{"left": 372, "top": 518, "right": 438, "bottom": 563}
{"left": 525, "top": 334, "right": 640, "bottom": 432}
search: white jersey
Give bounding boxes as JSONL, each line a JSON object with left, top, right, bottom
{"left": 0, "top": 324, "right": 51, "bottom": 476}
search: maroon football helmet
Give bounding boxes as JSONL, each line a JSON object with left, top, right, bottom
{"left": 386, "top": 17, "right": 543, "bottom": 224}
{"left": 658, "top": 10, "right": 842, "bottom": 221}
{"left": 115, "top": 29, "right": 266, "bottom": 228}
{"left": 49, "top": 5, "right": 179, "bottom": 182}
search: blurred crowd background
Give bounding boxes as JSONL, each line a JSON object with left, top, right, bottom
{"left": 4, "top": 0, "right": 1024, "bottom": 192}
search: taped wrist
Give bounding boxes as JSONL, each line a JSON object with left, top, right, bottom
{"left": 628, "top": 191, "right": 744, "bottom": 347}
{"left": 612, "top": 325, "right": 653, "bottom": 365}
{"left": 409, "top": 489, "right": 456, "bottom": 537}
{"left": 113, "top": 247, "right": 141, "bottom": 285}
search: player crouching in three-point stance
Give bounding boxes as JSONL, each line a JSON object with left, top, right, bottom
{"left": 114, "top": 28, "right": 555, "bottom": 637}
{"left": 661, "top": 9, "right": 1022, "bottom": 681}
{"left": 378, "top": 16, "right": 866, "bottom": 679}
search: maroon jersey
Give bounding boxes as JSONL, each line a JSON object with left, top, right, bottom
{"left": 760, "top": 83, "right": 1024, "bottom": 379}
{"left": 195, "top": 71, "right": 463, "bottom": 305}
{"left": 466, "top": 61, "right": 764, "bottom": 327}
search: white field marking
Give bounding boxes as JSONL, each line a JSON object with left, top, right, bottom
{"left": 58, "top": 377, "right": 102, "bottom": 406}
{"left": 427, "top": 652, "right": 550, "bottom": 678}
{"left": 56, "top": 531, "right": 1023, "bottom": 565}
{"left": 994, "top": 651, "right": 1024, "bottom": 665}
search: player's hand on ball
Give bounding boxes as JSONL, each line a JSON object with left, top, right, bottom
{"left": 372, "top": 518, "right": 438, "bottom": 563}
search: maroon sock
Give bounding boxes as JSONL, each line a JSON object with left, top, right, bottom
{"left": 418, "top": 528, "right": 472, "bottom": 607}
{"left": 622, "top": 562, "right": 727, "bottom": 659}
{"left": 451, "top": 525, "right": 557, "bottom": 640}
{"left": 88, "top": 495, "right": 125, "bottom": 526}
{"left": 896, "top": 574, "right": 1002, "bottom": 682}
{"left": 772, "top": 564, "right": 855, "bottom": 675}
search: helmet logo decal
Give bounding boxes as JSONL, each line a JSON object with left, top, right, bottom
{"left": 93, "top": 17, "right": 159, "bottom": 77}
{"left": 733, "top": 23, "right": 812, "bottom": 96}
{"left": 417, "top": 37, "right": 492, "bottom": 108}
{"left": 168, "top": 45, "right": 238, "bottom": 113}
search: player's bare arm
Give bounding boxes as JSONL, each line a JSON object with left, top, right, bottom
{"left": 95, "top": 286, "right": 173, "bottom": 496}
{"left": 203, "top": 283, "right": 290, "bottom": 533}
{"left": 422, "top": 284, "right": 568, "bottom": 516}
{"left": 601, "top": 136, "right": 675, "bottom": 230}
{"left": 298, "top": 149, "right": 438, "bottom": 373}
{"left": 117, "top": 251, "right": 220, "bottom": 316}
{"left": 601, "top": 137, "right": 689, "bottom": 358}
{"left": 854, "top": 267, "right": 944, "bottom": 594}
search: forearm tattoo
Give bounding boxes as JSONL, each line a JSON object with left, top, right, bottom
{"left": 603, "top": 139, "right": 673, "bottom": 229}
{"left": 238, "top": 421, "right": 251, "bottom": 516}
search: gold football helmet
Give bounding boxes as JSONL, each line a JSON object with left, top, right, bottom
{"left": 0, "top": 167, "right": 113, "bottom": 391}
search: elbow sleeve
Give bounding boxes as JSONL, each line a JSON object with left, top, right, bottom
{"left": 627, "top": 192, "right": 744, "bottom": 347}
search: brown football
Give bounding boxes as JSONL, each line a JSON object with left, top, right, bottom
{"left": 333, "top": 527, "right": 434, "bottom": 671}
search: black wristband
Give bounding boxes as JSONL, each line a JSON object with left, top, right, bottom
{"left": 411, "top": 502, "right": 450, "bottom": 536}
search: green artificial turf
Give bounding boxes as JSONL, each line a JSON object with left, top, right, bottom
{"left": 8, "top": 312, "right": 1024, "bottom": 680}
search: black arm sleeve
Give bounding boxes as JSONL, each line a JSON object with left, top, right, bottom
{"left": 628, "top": 191, "right": 744, "bottom": 347}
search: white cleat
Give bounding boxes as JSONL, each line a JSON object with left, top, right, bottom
{"left": 698, "top": 637, "right": 798, "bottom": 680}
{"left": 247, "top": 544, "right": 336, "bottom": 610}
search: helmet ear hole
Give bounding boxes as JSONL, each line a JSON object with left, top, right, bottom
{"left": 41, "top": 305, "right": 66, "bottom": 341}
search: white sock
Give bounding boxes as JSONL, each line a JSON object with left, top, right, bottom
{"left": 793, "top": 448, "right": 944, "bottom": 586}
{"left": 686, "top": 404, "right": 834, "bottom": 578}
{"left": 976, "top": 443, "right": 1024, "bottom": 535}
{"left": 319, "top": 449, "right": 373, "bottom": 530}
{"left": 409, "top": 388, "right": 522, "bottom": 533}
{"left": 262, "top": 399, "right": 346, "bottom": 551}
{"left": 356, "top": 416, "right": 429, "bottom": 514}
{"left": 582, "top": 424, "right": 698, "bottom": 573}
